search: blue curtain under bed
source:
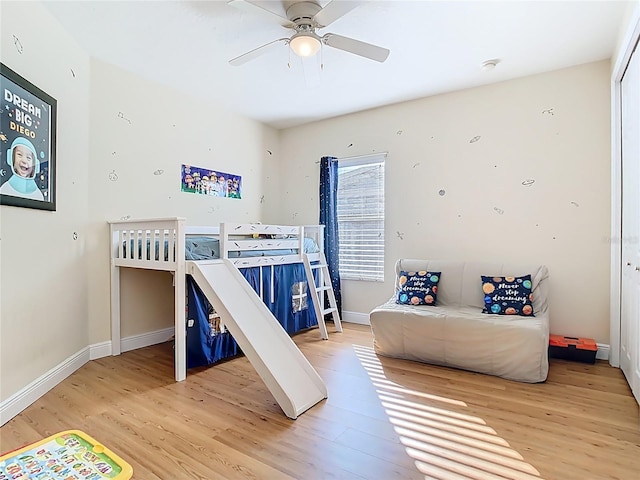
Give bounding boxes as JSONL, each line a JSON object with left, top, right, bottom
{"left": 186, "top": 262, "right": 319, "bottom": 369}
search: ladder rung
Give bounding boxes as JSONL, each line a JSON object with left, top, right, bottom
{"left": 310, "top": 263, "right": 328, "bottom": 269}
{"left": 322, "top": 308, "right": 337, "bottom": 315}
{"left": 316, "top": 286, "right": 331, "bottom": 293}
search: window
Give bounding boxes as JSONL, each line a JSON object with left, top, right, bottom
{"left": 291, "top": 282, "right": 308, "bottom": 313}
{"left": 337, "top": 154, "right": 385, "bottom": 281}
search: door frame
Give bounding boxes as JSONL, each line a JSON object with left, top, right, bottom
{"left": 611, "top": 4, "right": 640, "bottom": 368}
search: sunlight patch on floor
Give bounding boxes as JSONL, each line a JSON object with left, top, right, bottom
{"left": 381, "top": 402, "right": 497, "bottom": 436}
{"left": 379, "top": 396, "right": 492, "bottom": 429}
{"left": 353, "top": 344, "right": 543, "bottom": 480}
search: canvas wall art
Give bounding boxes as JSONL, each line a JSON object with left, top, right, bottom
{"left": 181, "top": 164, "right": 241, "bottom": 199}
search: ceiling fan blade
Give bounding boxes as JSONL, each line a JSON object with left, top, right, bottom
{"left": 229, "top": 38, "right": 289, "bottom": 66}
{"left": 228, "top": 0, "right": 296, "bottom": 28}
{"left": 322, "top": 33, "right": 389, "bottom": 63}
{"left": 313, "top": 1, "right": 361, "bottom": 28}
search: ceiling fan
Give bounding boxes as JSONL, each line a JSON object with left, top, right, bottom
{"left": 228, "top": 0, "right": 390, "bottom": 66}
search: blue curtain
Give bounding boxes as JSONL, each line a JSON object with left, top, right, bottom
{"left": 239, "top": 264, "right": 318, "bottom": 334}
{"left": 186, "top": 276, "right": 239, "bottom": 368}
{"left": 319, "top": 156, "right": 342, "bottom": 314}
{"left": 186, "top": 264, "right": 320, "bottom": 369}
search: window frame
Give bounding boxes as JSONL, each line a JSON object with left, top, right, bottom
{"left": 336, "top": 153, "right": 386, "bottom": 282}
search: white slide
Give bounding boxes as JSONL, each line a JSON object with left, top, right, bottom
{"left": 187, "top": 259, "right": 327, "bottom": 419}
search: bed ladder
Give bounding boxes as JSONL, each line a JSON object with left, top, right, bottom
{"left": 303, "top": 252, "right": 343, "bottom": 340}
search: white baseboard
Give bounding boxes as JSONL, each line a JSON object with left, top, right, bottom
{"left": 0, "top": 348, "right": 89, "bottom": 426}
{"left": 342, "top": 311, "right": 370, "bottom": 325}
{"left": 121, "top": 327, "right": 174, "bottom": 353}
{"left": 90, "top": 327, "right": 174, "bottom": 359}
{"left": 596, "top": 343, "right": 610, "bottom": 361}
{"left": 90, "top": 341, "right": 112, "bottom": 360}
{"left": 0, "top": 327, "right": 175, "bottom": 427}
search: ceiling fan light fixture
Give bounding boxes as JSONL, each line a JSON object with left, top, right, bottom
{"left": 290, "top": 33, "right": 321, "bottom": 57}
{"left": 228, "top": 1, "right": 390, "bottom": 66}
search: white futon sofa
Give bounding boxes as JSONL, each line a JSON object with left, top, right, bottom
{"left": 369, "top": 259, "right": 550, "bottom": 383}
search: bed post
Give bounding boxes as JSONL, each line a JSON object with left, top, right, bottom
{"left": 317, "top": 225, "right": 325, "bottom": 254}
{"left": 175, "top": 218, "right": 187, "bottom": 382}
{"left": 110, "top": 223, "right": 121, "bottom": 356}
{"left": 298, "top": 226, "right": 305, "bottom": 258}
{"left": 220, "top": 222, "right": 228, "bottom": 260}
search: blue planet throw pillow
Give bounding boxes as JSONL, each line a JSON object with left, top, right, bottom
{"left": 481, "top": 275, "right": 534, "bottom": 316}
{"left": 397, "top": 271, "right": 441, "bottom": 306}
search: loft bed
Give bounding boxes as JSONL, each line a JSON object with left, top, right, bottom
{"left": 109, "top": 217, "right": 326, "bottom": 383}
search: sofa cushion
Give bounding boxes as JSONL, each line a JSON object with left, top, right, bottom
{"left": 395, "top": 260, "right": 463, "bottom": 307}
{"left": 481, "top": 275, "right": 535, "bottom": 316}
{"left": 397, "top": 271, "right": 441, "bottom": 305}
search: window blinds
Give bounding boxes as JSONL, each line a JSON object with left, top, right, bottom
{"left": 337, "top": 154, "right": 385, "bottom": 281}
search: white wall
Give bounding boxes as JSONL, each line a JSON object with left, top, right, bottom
{"left": 276, "top": 61, "right": 612, "bottom": 344}
{"left": 0, "top": 2, "right": 278, "bottom": 411}
{"left": 0, "top": 1, "right": 615, "bottom": 419}
{"left": 0, "top": 1, "right": 91, "bottom": 401}
{"left": 86, "top": 59, "right": 279, "bottom": 341}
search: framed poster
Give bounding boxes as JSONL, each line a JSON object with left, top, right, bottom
{"left": 0, "top": 63, "right": 57, "bottom": 211}
{"left": 181, "top": 164, "right": 242, "bottom": 199}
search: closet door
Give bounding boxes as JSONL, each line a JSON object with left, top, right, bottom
{"left": 620, "top": 40, "right": 640, "bottom": 405}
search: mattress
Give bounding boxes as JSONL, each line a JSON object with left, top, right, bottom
{"left": 370, "top": 299, "right": 549, "bottom": 383}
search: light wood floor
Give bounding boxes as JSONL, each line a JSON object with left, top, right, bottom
{"left": 2, "top": 323, "right": 639, "bottom": 479}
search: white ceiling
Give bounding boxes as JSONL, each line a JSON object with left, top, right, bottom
{"left": 44, "top": 0, "right": 631, "bottom": 129}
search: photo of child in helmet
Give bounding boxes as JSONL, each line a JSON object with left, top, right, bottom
{"left": 0, "top": 137, "right": 44, "bottom": 201}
